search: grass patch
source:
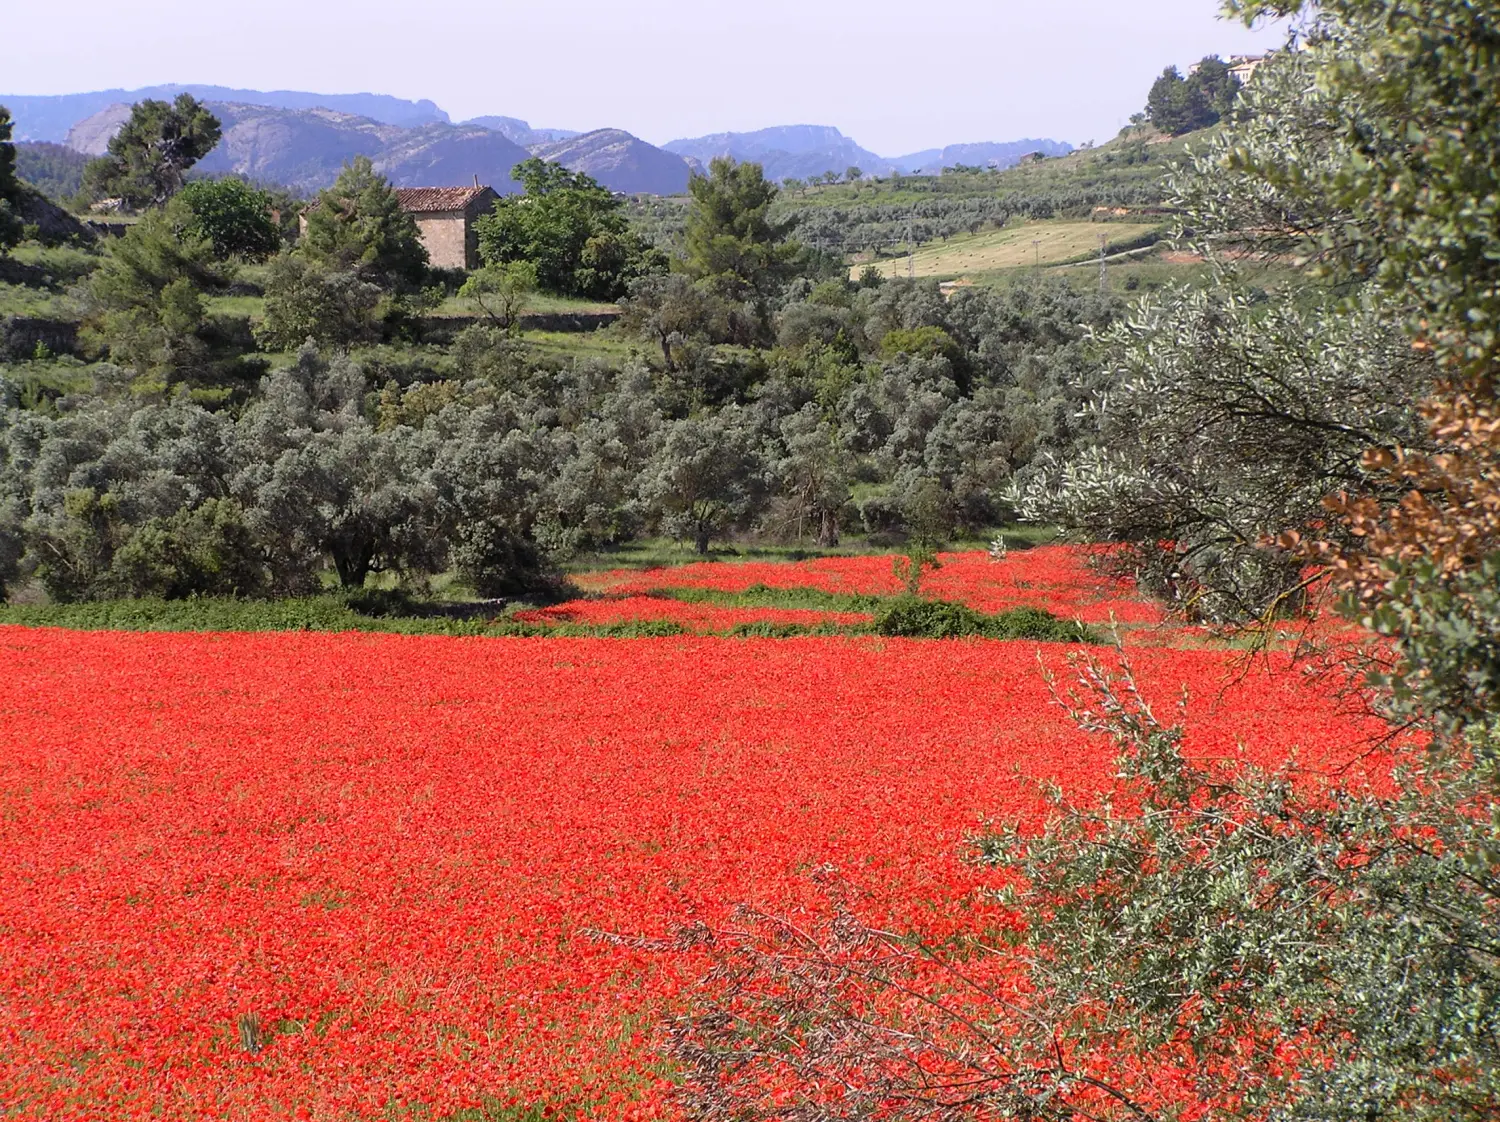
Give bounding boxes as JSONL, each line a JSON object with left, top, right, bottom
{"left": 849, "top": 219, "right": 1163, "bottom": 283}
{"left": 203, "top": 293, "right": 265, "bottom": 318}
{"left": 4, "top": 357, "right": 106, "bottom": 409}
{"left": 564, "top": 530, "right": 1049, "bottom": 574}
{"left": 431, "top": 291, "right": 619, "bottom": 319}
{"left": 521, "top": 328, "right": 637, "bottom": 364}
{"left": 0, "top": 592, "right": 1096, "bottom": 642}
{"left": 0, "top": 595, "right": 691, "bottom": 639}
{"left": 644, "top": 584, "right": 884, "bottom": 613}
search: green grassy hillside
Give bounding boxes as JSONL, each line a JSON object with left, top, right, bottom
{"left": 849, "top": 218, "right": 1162, "bottom": 282}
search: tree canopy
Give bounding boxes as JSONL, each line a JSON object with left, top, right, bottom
{"left": 0, "top": 106, "right": 23, "bottom": 253}
{"left": 80, "top": 94, "right": 221, "bottom": 209}
{"left": 475, "top": 158, "right": 663, "bottom": 300}
{"left": 683, "top": 157, "right": 802, "bottom": 332}
{"left": 175, "top": 178, "right": 280, "bottom": 261}
{"left": 299, "top": 156, "right": 427, "bottom": 288}
{"left": 1144, "top": 57, "right": 1241, "bottom": 134}
{"left": 77, "top": 197, "right": 228, "bottom": 387}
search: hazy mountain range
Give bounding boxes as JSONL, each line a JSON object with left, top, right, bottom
{"left": 5, "top": 86, "right": 1070, "bottom": 198}
{"left": 664, "top": 125, "right": 1073, "bottom": 181}
{"left": 4, "top": 85, "right": 450, "bottom": 142}
{"left": 464, "top": 117, "right": 580, "bottom": 147}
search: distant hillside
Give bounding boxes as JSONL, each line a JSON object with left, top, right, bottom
{"left": 467, "top": 116, "right": 580, "bottom": 147}
{"left": 3, "top": 85, "right": 449, "bottom": 142}
{"left": 14, "top": 142, "right": 89, "bottom": 202}
{"left": 62, "top": 102, "right": 532, "bottom": 195}
{"left": 629, "top": 127, "right": 1189, "bottom": 257}
{"left": 663, "top": 126, "right": 1075, "bottom": 182}
{"left": 528, "top": 129, "right": 691, "bottom": 195}
{"left": 664, "top": 125, "right": 894, "bottom": 182}
{"left": 785, "top": 128, "right": 1188, "bottom": 255}
{"left": 889, "top": 139, "right": 1073, "bottom": 175}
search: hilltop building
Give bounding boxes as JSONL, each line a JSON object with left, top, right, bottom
{"left": 1227, "top": 54, "right": 1268, "bottom": 83}
{"left": 1188, "top": 53, "right": 1270, "bottom": 84}
{"left": 298, "top": 183, "right": 499, "bottom": 270}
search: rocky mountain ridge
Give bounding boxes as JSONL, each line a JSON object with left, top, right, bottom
{"left": 665, "top": 125, "right": 896, "bottom": 181}
{"left": 19, "top": 85, "right": 1072, "bottom": 197}
{"left": 888, "top": 138, "right": 1075, "bottom": 174}
{"left": 64, "top": 102, "right": 533, "bottom": 195}
{"left": 665, "top": 125, "right": 1074, "bottom": 181}
{"left": 464, "top": 116, "right": 580, "bottom": 147}
{"left": 4, "top": 85, "right": 448, "bottom": 142}
{"left": 526, "top": 130, "right": 691, "bottom": 195}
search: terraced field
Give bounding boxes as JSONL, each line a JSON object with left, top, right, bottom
{"left": 850, "top": 218, "right": 1162, "bottom": 281}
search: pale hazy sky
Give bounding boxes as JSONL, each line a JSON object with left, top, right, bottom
{"left": 4, "top": 0, "right": 1286, "bottom": 154}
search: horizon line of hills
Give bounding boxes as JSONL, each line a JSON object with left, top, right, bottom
{"left": 1, "top": 84, "right": 1072, "bottom": 198}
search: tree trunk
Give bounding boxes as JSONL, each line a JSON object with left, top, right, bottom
{"left": 695, "top": 528, "right": 711, "bottom": 555}
{"left": 817, "top": 508, "right": 840, "bottom": 548}
{"left": 333, "top": 543, "right": 374, "bottom": 589}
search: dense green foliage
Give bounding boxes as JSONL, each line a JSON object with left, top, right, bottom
{"left": 12, "top": 141, "right": 88, "bottom": 203}
{"left": 684, "top": 158, "right": 802, "bottom": 333}
{"left": 254, "top": 254, "right": 383, "bottom": 351}
{"left": 80, "top": 94, "right": 221, "bottom": 210}
{"left": 0, "top": 107, "right": 22, "bottom": 254}
{"left": 75, "top": 199, "right": 232, "bottom": 388}
{"left": 1016, "top": 284, "right": 1432, "bottom": 620}
{"left": 1223, "top": 0, "right": 1500, "bottom": 379}
{"left": 1144, "top": 56, "right": 1240, "bottom": 134}
{"left": 175, "top": 178, "right": 281, "bottom": 260}
{"left": 0, "top": 267, "right": 1118, "bottom": 600}
{"left": 300, "top": 156, "right": 427, "bottom": 287}
{"left": 873, "top": 596, "right": 1094, "bottom": 641}
{"left": 475, "top": 159, "right": 663, "bottom": 300}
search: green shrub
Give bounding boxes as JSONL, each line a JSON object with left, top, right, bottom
{"left": 726, "top": 620, "right": 819, "bottom": 638}
{"left": 873, "top": 596, "right": 1095, "bottom": 642}
{"left": 108, "top": 499, "right": 268, "bottom": 599}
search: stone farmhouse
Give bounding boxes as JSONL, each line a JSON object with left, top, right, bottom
{"left": 393, "top": 185, "right": 498, "bottom": 270}
{"left": 298, "top": 183, "right": 498, "bottom": 271}
{"left": 1227, "top": 54, "right": 1268, "bottom": 83}
{"left": 1189, "top": 53, "right": 1269, "bottom": 84}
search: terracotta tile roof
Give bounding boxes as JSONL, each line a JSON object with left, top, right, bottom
{"left": 393, "top": 186, "right": 494, "bottom": 213}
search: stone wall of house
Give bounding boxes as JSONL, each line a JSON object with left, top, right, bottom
{"left": 462, "top": 200, "right": 485, "bottom": 271}
{"left": 413, "top": 212, "right": 471, "bottom": 270}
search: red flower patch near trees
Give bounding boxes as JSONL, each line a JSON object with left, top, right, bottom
{"left": 512, "top": 596, "right": 871, "bottom": 631}
{"left": 0, "top": 627, "right": 1386, "bottom": 1119}
{"left": 581, "top": 547, "right": 1164, "bottom": 624}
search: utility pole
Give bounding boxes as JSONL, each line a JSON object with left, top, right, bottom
{"left": 1098, "top": 233, "right": 1108, "bottom": 294}
{"left": 1033, "top": 238, "right": 1041, "bottom": 268}
{"left": 907, "top": 213, "right": 915, "bottom": 280}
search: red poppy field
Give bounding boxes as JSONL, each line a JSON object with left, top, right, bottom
{"left": 576, "top": 545, "right": 1165, "bottom": 625}
{"left": 0, "top": 550, "right": 1382, "bottom": 1120}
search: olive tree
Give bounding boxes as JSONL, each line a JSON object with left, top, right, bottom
{"left": 1015, "top": 286, "right": 1432, "bottom": 620}
{"left": 635, "top": 407, "right": 766, "bottom": 553}
{"left": 768, "top": 404, "right": 854, "bottom": 546}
